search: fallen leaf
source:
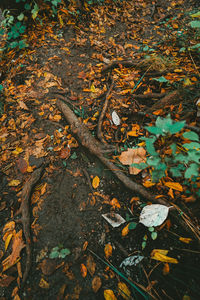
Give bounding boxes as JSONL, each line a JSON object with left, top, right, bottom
{"left": 5, "top": 233, "right": 13, "bottom": 251}
{"left": 92, "top": 276, "right": 102, "bottom": 293}
{"left": 17, "top": 158, "right": 28, "bottom": 174}
{"left": 39, "top": 278, "right": 49, "bottom": 289}
{"left": 0, "top": 275, "right": 15, "bottom": 287}
{"left": 80, "top": 263, "right": 87, "bottom": 278}
{"left": 120, "top": 255, "right": 144, "bottom": 268}
{"left": 151, "top": 249, "right": 178, "bottom": 264}
{"left": 118, "top": 282, "right": 131, "bottom": 300}
{"left": 139, "top": 204, "right": 171, "bottom": 227}
{"left": 40, "top": 259, "right": 57, "bottom": 276}
{"left": 102, "top": 213, "right": 126, "bottom": 228}
{"left": 179, "top": 237, "right": 192, "bottom": 244}
{"left": 112, "top": 111, "right": 120, "bottom": 126}
{"left": 104, "top": 244, "right": 112, "bottom": 259}
{"left": 119, "top": 148, "right": 146, "bottom": 175}
{"left": 122, "top": 224, "right": 129, "bottom": 237}
{"left": 92, "top": 176, "right": 100, "bottom": 189}
{"left": 8, "top": 180, "right": 21, "bottom": 187}
{"left": 110, "top": 198, "right": 121, "bottom": 209}
{"left": 163, "top": 263, "right": 170, "bottom": 275}
{"left": 164, "top": 182, "right": 183, "bottom": 191}
{"left": 104, "top": 289, "right": 117, "bottom": 300}
{"left": 86, "top": 255, "right": 96, "bottom": 276}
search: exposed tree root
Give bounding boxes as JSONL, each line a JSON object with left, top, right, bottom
{"left": 97, "top": 79, "right": 114, "bottom": 144}
{"left": 19, "top": 166, "right": 44, "bottom": 285}
{"left": 57, "top": 99, "right": 200, "bottom": 242}
{"left": 132, "top": 92, "right": 166, "bottom": 99}
{"left": 149, "top": 90, "right": 180, "bottom": 112}
{"left": 101, "top": 59, "right": 142, "bottom": 74}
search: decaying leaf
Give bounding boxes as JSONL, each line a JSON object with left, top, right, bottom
{"left": 39, "top": 277, "right": 49, "bottom": 289}
{"left": 86, "top": 255, "right": 96, "bottom": 276}
{"left": 8, "top": 180, "right": 21, "bottom": 187}
{"left": 179, "top": 237, "right": 192, "bottom": 244}
{"left": 111, "top": 111, "right": 120, "bottom": 126}
{"left": 104, "top": 244, "right": 112, "bottom": 259}
{"left": 104, "top": 289, "right": 117, "bottom": 300}
{"left": 92, "top": 276, "right": 102, "bottom": 293}
{"left": 163, "top": 263, "right": 170, "bottom": 275}
{"left": 121, "top": 224, "right": 129, "bottom": 237}
{"left": 118, "top": 282, "right": 131, "bottom": 300}
{"left": 120, "top": 255, "right": 144, "bottom": 268}
{"left": 139, "top": 204, "right": 171, "bottom": 227}
{"left": 151, "top": 249, "right": 178, "bottom": 264}
{"left": 102, "top": 213, "right": 126, "bottom": 228}
{"left": 119, "top": 147, "right": 146, "bottom": 175}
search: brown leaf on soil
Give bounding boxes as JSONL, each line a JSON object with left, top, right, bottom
{"left": 40, "top": 259, "right": 57, "bottom": 276}
{"left": 17, "top": 158, "right": 28, "bottom": 174}
{"left": 119, "top": 147, "right": 146, "bottom": 175}
{"left": 86, "top": 255, "right": 96, "bottom": 276}
{"left": 92, "top": 276, "right": 102, "bottom": 293}
{"left": 0, "top": 275, "right": 15, "bottom": 287}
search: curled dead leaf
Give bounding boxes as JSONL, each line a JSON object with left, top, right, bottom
{"left": 119, "top": 148, "right": 146, "bottom": 175}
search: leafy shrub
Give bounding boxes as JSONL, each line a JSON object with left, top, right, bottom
{"left": 132, "top": 115, "right": 200, "bottom": 188}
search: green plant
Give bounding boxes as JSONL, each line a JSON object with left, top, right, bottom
{"left": 131, "top": 114, "right": 200, "bottom": 189}
{"left": 49, "top": 245, "right": 71, "bottom": 259}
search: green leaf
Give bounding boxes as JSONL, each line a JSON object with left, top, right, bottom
{"left": 24, "top": 3, "right": 31, "bottom": 10}
{"left": 0, "top": 85, "right": 3, "bottom": 92}
{"left": 18, "top": 40, "right": 28, "bottom": 49}
{"left": 174, "top": 153, "right": 189, "bottom": 163}
{"left": 142, "top": 137, "right": 157, "bottom": 156}
{"left": 145, "top": 126, "right": 162, "bottom": 135}
{"left": 17, "top": 13, "right": 24, "bottom": 21}
{"left": 151, "top": 232, "right": 157, "bottom": 240}
{"left": 170, "top": 143, "right": 177, "bottom": 155}
{"left": 167, "top": 121, "right": 185, "bottom": 134}
{"left": 49, "top": 250, "right": 59, "bottom": 259}
{"left": 70, "top": 152, "right": 77, "bottom": 159}
{"left": 189, "top": 20, "right": 200, "bottom": 28}
{"left": 170, "top": 167, "right": 182, "bottom": 177}
{"left": 147, "top": 156, "right": 161, "bottom": 167}
{"left": 59, "top": 248, "right": 70, "bottom": 258}
{"left": 128, "top": 222, "right": 137, "bottom": 230}
{"left": 148, "top": 227, "right": 154, "bottom": 232}
{"left": 184, "top": 163, "right": 199, "bottom": 179}
{"left": 153, "top": 76, "right": 169, "bottom": 83}
{"left": 183, "top": 142, "right": 200, "bottom": 150}
{"left": 142, "top": 241, "right": 146, "bottom": 249}
{"left": 183, "top": 131, "right": 199, "bottom": 141}
{"left": 190, "top": 11, "right": 200, "bottom": 18}
{"left": 188, "top": 149, "right": 200, "bottom": 163}
{"left": 152, "top": 168, "right": 166, "bottom": 182}
{"left": 31, "top": 3, "right": 39, "bottom": 19}
{"left": 131, "top": 162, "right": 148, "bottom": 169}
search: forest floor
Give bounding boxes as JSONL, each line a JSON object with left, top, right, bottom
{"left": 0, "top": 0, "right": 200, "bottom": 299}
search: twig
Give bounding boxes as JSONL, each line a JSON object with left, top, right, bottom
{"left": 101, "top": 59, "right": 142, "bottom": 74}
{"left": 19, "top": 166, "right": 44, "bottom": 285}
{"left": 132, "top": 93, "right": 166, "bottom": 99}
{"left": 97, "top": 79, "right": 114, "bottom": 144}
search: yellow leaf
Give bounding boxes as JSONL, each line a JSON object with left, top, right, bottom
{"left": 39, "top": 278, "right": 49, "bottom": 289}
{"left": 8, "top": 180, "right": 21, "bottom": 187}
{"left": 104, "top": 244, "right": 112, "bottom": 258}
{"left": 184, "top": 78, "right": 192, "bottom": 86}
{"left": 122, "top": 224, "right": 129, "bottom": 237}
{"left": 5, "top": 233, "right": 13, "bottom": 251}
{"left": 12, "top": 147, "right": 23, "bottom": 155}
{"left": 164, "top": 182, "right": 183, "bottom": 192}
{"left": 92, "top": 176, "right": 100, "bottom": 189}
{"left": 104, "top": 289, "right": 117, "bottom": 300}
{"left": 179, "top": 237, "right": 192, "bottom": 244}
{"left": 151, "top": 249, "right": 178, "bottom": 264}
{"left": 118, "top": 282, "right": 131, "bottom": 300}
{"left": 90, "top": 83, "right": 96, "bottom": 93}
{"left": 143, "top": 181, "right": 156, "bottom": 188}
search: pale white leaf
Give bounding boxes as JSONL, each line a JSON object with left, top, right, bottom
{"left": 139, "top": 204, "right": 170, "bottom": 227}
{"left": 112, "top": 111, "right": 120, "bottom": 126}
{"left": 102, "top": 213, "right": 125, "bottom": 228}
{"left": 120, "top": 255, "right": 144, "bottom": 268}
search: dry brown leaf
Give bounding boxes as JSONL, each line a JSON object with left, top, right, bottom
{"left": 86, "top": 255, "right": 96, "bottom": 276}
{"left": 119, "top": 148, "right": 146, "bottom": 175}
{"left": 104, "top": 244, "right": 112, "bottom": 259}
{"left": 92, "top": 276, "right": 102, "bottom": 293}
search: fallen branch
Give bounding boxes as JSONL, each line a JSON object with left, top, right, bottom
{"left": 97, "top": 79, "right": 114, "bottom": 144}
{"left": 149, "top": 90, "right": 180, "bottom": 112}
{"left": 57, "top": 99, "right": 168, "bottom": 206}
{"left": 132, "top": 92, "right": 166, "bottom": 100}
{"left": 19, "top": 166, "right": 44, "bottom": 285}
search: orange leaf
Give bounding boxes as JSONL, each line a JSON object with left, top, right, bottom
{"left": 163, "top": 263, "right": 170, "bottom": 275}
{"left": 104, "top": 244, "right": 112, "bottom": 259}
{"left": 143, "top": 181, "right": 156, "bottom": 188}
{"left": 80, "top": 263, "right": 87, "bottom": 278}
{"left": 92, "top": 276, "right": 102, "bottom": 293}
{"left": 164, "top": 182, "right": 183, "bottom": 192}
{"left": 110, "top": 198, "right": 121, "bottom": 209}
{"left": 122, "top": 224, "right": 129, "bottom": 237}
{"left": 104, "top": 289, "right": 117, "bottom": 300}
{"left": 92, "top": 176, "right": 100, "bottom": 189}
{"left": 5, "top": 233, "right": 13, "bottom": 251}
{"left": 118, "top": 282, "right": 131, "bottom": 300}
{"left": 8, "top": 180, "right": 21, "bottom": 187}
